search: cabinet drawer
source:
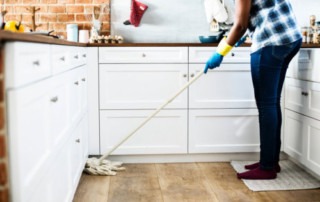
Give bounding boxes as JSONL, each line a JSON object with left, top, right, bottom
{"left": 100, "top": 110, "right": 187, "bottom": 155}
{"left": 5, "top": 42, "right": 51, "bottom": 88}
{"left": 99, "top": 64, "right": 188, "bottom": 109}
{"left": 285, "top": 78, "right": 320, "bottom": 120}
{"left": 189, "top": 47, "right": 251, "bottom": 63}
{"left": 291, "top": 49, "right": 320, "bottom": 82}
{"left": 52, "top": 45, "right": 71, "bottom": 74}
{"left": 99, "top": 47, "right": 188, "bottom": 63}
{"left": 189, "top": 109, "right": 259, "bottom": 153}
{"left": 189, "top": 64, "right": 256, "bottom": 108}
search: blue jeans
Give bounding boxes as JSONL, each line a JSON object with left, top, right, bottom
{"left": 250, "top": 39, "right": 302, "bottom": 170}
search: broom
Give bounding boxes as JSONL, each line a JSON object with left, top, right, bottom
{"left": 84, "top": 70, "right": 204, "bottom": 175}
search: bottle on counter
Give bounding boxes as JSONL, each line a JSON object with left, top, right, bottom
{"left": 301, "top": 27, "right": 308, "bottom": 43}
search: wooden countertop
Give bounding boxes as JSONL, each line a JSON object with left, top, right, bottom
{"left": 1, "top": 30, "right": 319, "bottom": 48}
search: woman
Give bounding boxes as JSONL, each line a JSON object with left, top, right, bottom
{"left": 204, "top": 0, "right": 302, "bottom": 180}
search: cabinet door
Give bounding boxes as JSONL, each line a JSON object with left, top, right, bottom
{"left": 70, "top": 67, "right": 83, "bottom": 124}
{"left": 189, "top": 64, "right": 256, "bottom": 108}
{"left": 189, "top": 109, "right": 259, "bottom": 153}
{"left": 99, "top": 64, "right": 188, "bottom": 109}
{"left": 284, "top": 109, "right": 306, "bottom": 162}
{"left": 304, "top": 114, "right": 320, "bottom": 175}
{"left": 48, "top": 73, "right": 71, "bottom": 147}
{"left": 100, "top": 110, "right": 187, "bottom": 154}
{"left": 7, "top": 80, "right": 52, "bottom": 202}
{"left": 284, "top": 110, "right": 320, "bottom": 176}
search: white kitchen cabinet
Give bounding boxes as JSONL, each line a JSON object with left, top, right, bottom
{"left": 189, "top": 47, "right": 251, "bottom": 63}
{"left": 97, "top": 47, "right": 189, "bottom": 155}
{"left": 189, "top": 64, "right": 256, "bottom": 109}
{"left": 94, "top": 46, "right": 259, "bottom": 156}
{"left": 284, "top": 48, "right": 320, "bottom": 177}
{"left": 99, "top": 47, "right": 188, "bottom": 63}
{"left": 189, "top": 109, "right": 259, "bottom": 153}
{"left": 100, "top": 110, "right": 187, "bottom": 154}
{"left": 99, "top": 63, "right": 188, "bottom": 109}
{"left": 6, "top": 42, "right": 89, "bottom": 202}
{"left": 285, "top": 78, "right": 320, "bottom": 120}
{"left": 187, "top": 47, "right": 258, "bottom": 153}
{"left": 284, "top": 109, "right": 320, "bottom": 175}
{"left": 5, "top": 42, "right": 51, "bottom": 89}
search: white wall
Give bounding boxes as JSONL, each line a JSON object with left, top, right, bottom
{"left": 110, "top": 0, "right": 319, "bottom": 43}
{"left": 111, "top": 0, "right": 214, "bottom": 43}
{"left": 290, "top": 0, "right": 320, "bottom": 27}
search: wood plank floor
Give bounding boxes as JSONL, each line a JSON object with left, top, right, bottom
{"left": 73, "top": 162, "right": 320, "bottom": 202}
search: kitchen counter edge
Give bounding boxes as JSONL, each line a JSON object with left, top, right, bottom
{"left": 0, "top": 31, "right": 319, "bottom": 48}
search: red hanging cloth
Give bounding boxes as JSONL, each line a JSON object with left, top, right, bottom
{"left": 129, "top": 0, "right": 148, "bottom": 27}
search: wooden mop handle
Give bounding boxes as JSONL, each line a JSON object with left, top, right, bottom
{"left": 99, "top": 70, "right": 204, "bottom": 162}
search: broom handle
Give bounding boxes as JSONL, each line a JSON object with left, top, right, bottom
{"left": 99, "top": 70, "right": 204, "bottom": 163}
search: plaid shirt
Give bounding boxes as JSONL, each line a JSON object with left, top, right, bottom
{"left": 248, "top": 0, "right": 302, "bottom": 52}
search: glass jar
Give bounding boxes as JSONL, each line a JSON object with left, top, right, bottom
{"left": 66, "top": 24, "right": 78, "bottom": 42}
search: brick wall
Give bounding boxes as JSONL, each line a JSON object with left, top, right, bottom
{"left": 0, "top": 48, "right": 8, "bottom": 202}
{"left": 1, "top": 0, "right": 111, "bottom": 38}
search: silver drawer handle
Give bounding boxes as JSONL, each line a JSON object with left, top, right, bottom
{"left": 50, "top": 96, "right": 58, "bottom": 102}
{"left": 82, "top": 54, "right": 87, "bottom": 58}
{"left": 82, "top": 78, "right": 86, "bottom": 82}
{"left": 75, "top": 138, "right": 80, "bottom": 143}
{"left": 74, "top": 81, "right": 79, "bottom": 85}
{"left": 301, "top": 91, "right": 309, "bottom": 96}
{"left": 142, "top": 53, "right": 146, "bottom": 57}
{"left": 33, "top": 60, "right": 40, "bottom": 66}
{"left": 74, "top": 55, "right": 79, "bottom": 59}
{"left": 60, "top": 56, "right": 65, "bottom": 61}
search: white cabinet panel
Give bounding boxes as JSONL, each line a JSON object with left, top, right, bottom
{"left": 99, "top": 47, "right": 188, "bottom": 63}
{"left": 284, "top": 110, "right": 305, "bottom": 161}
{"left": 8, "top": 79, "right": 52, "bottom": 202}
{"left": 100, "top": 110, "right": 187, "bottom": 155}
{"left": 285, "top": 78, "right": 320, "bottom": 121}
{"left": 5, "top": 42, "right": 51, "bottom": 88}
{"left": 291, "top": 49, "right": 320, "bottom": 82}
{"left": 99, "top": 64, "right": 188, "bottom": 109}
{"left": 189, "top": 109, "right": 259, "bottom": 153}
{"left": 284, "top": 109, "right": 320, "bottom": 176}
{"left": 189, "top": 47, "right": 251, "bottom": 63}
{"left": 7, "top": 44, "right": 89, "bottom": 202}
{"left": 305, "top": 116, "right": 320, "bottom": 175}
{"left": 189, "top": 64, "right": 256, "bottom": 108}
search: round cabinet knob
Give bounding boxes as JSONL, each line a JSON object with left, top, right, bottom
{"left": 60, "top": 56, "right": 65, "bottom": 61}
{"left": 50, "top": 96, "right": 58, "bottom": 103}
{"left": 231, "top": 53, "right": 235, "bottom": 57}
{"left": 32, "top": 60, "right": 40, "bottom": 66}
{"left": 190, "top": 73, "right": 195, "bottom": 78}
{"left": 183, "top": 74, "right": 187, "bottom": 78}
{"left": 82, "top": 78, "right": 86, "bottom": 82}
{"left": 74, "top": 81, "right": 79, "bottom": 85}
{"left": 74, "top": 55, "right": 79, "bottom": 59}
{"left": 142, "top": 53, "right": 146, "bottom": 57}
{"left": 75, "top": 138, "right": 80, "bottom": 143}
